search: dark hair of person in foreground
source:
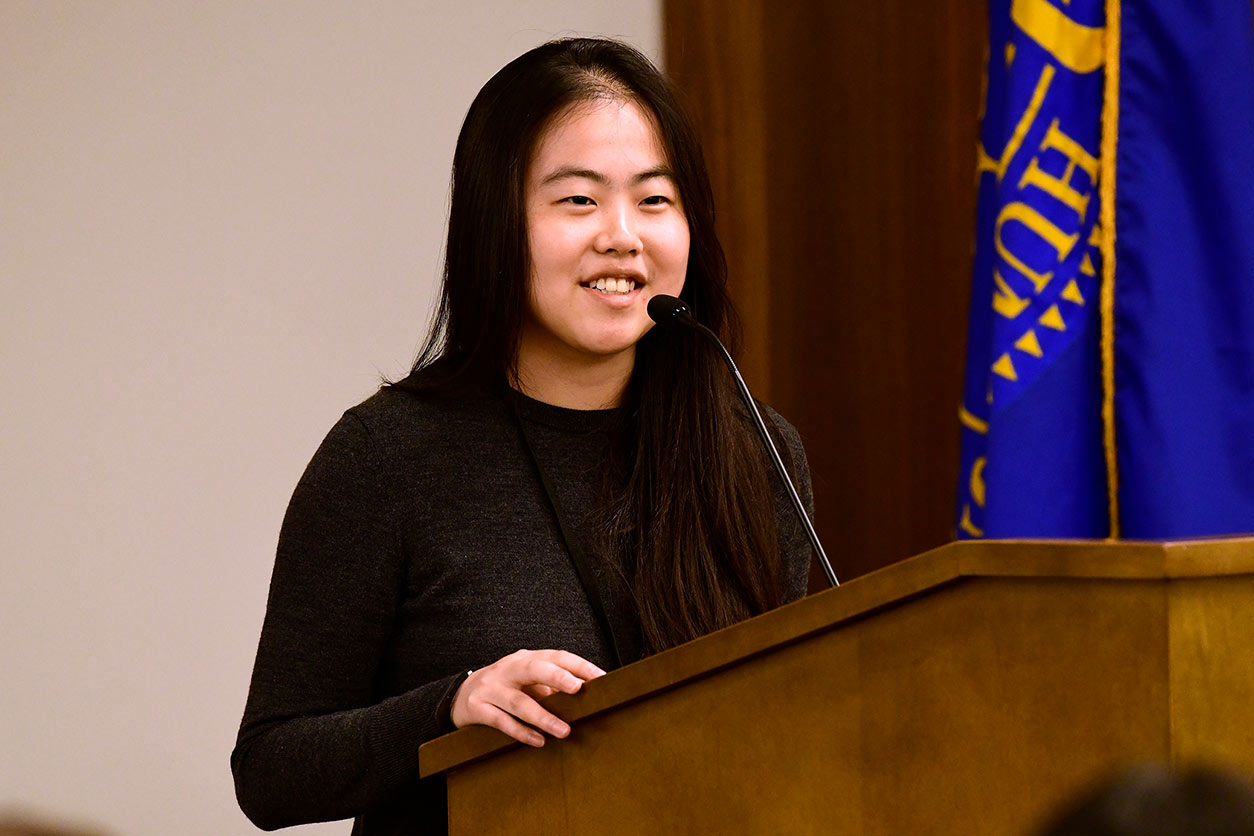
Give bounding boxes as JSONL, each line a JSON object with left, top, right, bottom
{"left": 1035, "top": 764, "right": 1254, "bottom": 836}
{"left": 393, "top": 37, "right": 786, "bottom": 652}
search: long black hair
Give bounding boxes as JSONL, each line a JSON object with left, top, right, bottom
{"left": 405, "top": 38, "right": 783, "bottom": 652}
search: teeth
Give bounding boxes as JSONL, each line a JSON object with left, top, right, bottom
{"left": 587, "top": 278, "right": 638, "bottom": 294}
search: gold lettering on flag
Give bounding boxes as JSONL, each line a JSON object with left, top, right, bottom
{"left": 1011, "top": 0, "right": 1104, "bottom": 73}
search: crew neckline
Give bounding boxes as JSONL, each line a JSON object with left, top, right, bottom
{"left": 509, "top": 387, "right": 628, "bottom": 432}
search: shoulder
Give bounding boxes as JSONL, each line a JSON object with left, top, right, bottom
{"left": 757, "top": 402, "right": 802, "bottom": 443}
{"left": 756, "top": 403, "right": 808, "bottom": 471}
{"left": 343, "top": 368, "right": 505, "bottom": 444}
{"left": 319, "top": 368, "right": 518, "bottom": 480}
{"left": 294, "top": 379, "right": 508, "bottom": 508}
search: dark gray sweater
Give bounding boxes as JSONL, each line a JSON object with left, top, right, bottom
{"left": 232, "top": 377, "right": 813, "bottom": 835}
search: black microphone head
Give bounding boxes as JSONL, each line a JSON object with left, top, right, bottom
{"left": 647, "top": 294, "right": 692, "bottom": 325}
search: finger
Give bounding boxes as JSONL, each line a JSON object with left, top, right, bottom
{"left": 522, "top": 683, "right": 557, "bottom": 699}
{"left": 519, "top": 658, "right": 587, "bottom": 695}
{"left": 497, "top": 690, "right": 571, "bottom": 740}
{"left": 540, "top": 650, "right": 608, "bottom": 681}
{"left": 480, "top": 704, "right": 546, "bottom": 748}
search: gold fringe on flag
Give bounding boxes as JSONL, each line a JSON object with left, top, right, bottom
{"left": 1099, "top": 0, "right": 1122, "bottom": 538}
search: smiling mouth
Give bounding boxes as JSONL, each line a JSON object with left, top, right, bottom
{"left": 581, "top": 277, "right": 638, "bottom": 295}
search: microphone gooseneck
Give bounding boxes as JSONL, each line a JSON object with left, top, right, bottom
{"left": 647, "top": 294, "right": 839, "bottom": 588}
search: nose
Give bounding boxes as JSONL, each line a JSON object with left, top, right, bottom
{"left": 595, "top": 203, "right": 643, "bottom": 256}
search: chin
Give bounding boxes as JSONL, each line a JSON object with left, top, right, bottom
{"left": 576, "top": 322, "right": 650, "bottom": 355}
{"left": 578, "top": 332, "right": 646, "bottom": 359}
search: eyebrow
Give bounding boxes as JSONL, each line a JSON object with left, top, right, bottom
{"left": 539, "top": 165, "right": 676, "bottom": 187}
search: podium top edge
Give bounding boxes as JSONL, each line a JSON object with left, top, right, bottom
{"left": 930, "top": 535, "right": 1254, "bottom": 579}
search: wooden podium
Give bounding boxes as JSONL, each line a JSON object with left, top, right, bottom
{"left": 419, "top": 538, "right": 1254, "bottom": 834}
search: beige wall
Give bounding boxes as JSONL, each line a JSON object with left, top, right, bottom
{"left": 0, "top": 3, "right": 659, "bottom": 834}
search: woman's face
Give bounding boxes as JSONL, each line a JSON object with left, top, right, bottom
{"left": 520, "top": 97, "right": 690, "bottom": 376}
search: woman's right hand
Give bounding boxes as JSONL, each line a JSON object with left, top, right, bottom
{"left": 449, "top": 649, "right": 606, "bottom": 747}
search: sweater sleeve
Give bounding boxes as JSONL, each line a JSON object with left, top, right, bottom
{"left": 231, "top": 412, "right": 458, "bottom": 831}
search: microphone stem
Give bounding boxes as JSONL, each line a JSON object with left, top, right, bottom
{"left": 688, "top": 320, "right": 840, "bottom": 588}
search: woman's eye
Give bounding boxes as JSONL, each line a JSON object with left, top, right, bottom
{"left": 641, "top": 195, "right": 671, "bottom": 206}
{"left": 562, "top": 195, "right": 595, "bottom": 206}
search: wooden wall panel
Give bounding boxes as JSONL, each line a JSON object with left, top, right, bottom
{"left": 662, "top": 1, "right": 773, "bottom": 399}
{"left": 666, "top": 1, "right": 985, "bottom": 582}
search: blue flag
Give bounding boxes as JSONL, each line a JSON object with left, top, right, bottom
{"left": 957, "top": 0, "right": 1254, "bottom": 539}
{"left": 1113, "top": 1, "right": 1254, "bottom": 537}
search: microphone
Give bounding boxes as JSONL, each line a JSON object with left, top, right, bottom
{"left": 647, "top": 294, "right": 839, "bottom": 588}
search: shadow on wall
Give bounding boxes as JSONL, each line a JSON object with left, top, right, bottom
{"left": 0, "top": 810, "right": 119, "bottom": 836}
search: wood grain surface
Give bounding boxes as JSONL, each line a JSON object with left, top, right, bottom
{"left": 664, "top": 1, "right": 987, "bottom": 583}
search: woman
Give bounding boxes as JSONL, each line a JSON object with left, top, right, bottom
{"left": 232, "top": 37, "right": 814, "bottom": 835}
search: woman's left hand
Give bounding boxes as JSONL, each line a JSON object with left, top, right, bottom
{"left": 449, "top": 648, "right": 605, "bottom": 747}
